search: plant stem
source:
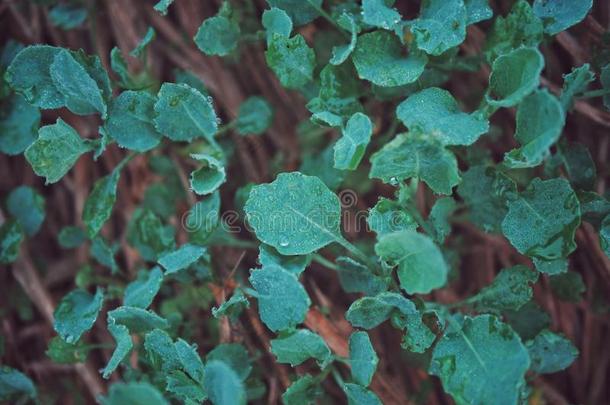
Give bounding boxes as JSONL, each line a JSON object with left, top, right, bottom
{"left": 312, "top": 253, "right": 341, "bottom": 271}
{"left": 577, "top": 88, "right": 610, "bottom": 99}
{"left": 403, "top": 203, "right": 435, "bottom": 237}
{"left": 306, "top": 0, "right": 350, "bottom": 38}
{"left": 337, "top": 236, "right": 378, "bottom": 271}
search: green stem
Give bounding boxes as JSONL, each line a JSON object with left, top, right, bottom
{"left": 306, "top": 0, "right": 350, "bottom": 38}
{"left": 403, "top": 203, "right": 435, "bottom": 237}
{"left": 312, "top": 253, "right": 341, "bottom": 271}
{"left": 331, "top": 366, "right": 346, "bottom": 388}
{"left": 336, "top": 236, "right": 378, "bottom": 271}
{"left": 216, "top": 120, "right": 237, "bottom": 136}
{"left": 577, "top": 88, "right": 610, "bottom": 99}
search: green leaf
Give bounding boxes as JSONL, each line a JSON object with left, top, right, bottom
{"left": 245, "top": 172, "right": 342, "bottom": 255}
{"left": 166, "top": 371, "right": 207, "bottom": 403}
{"left": 558, "top": 142, "right": 597, "bottom": 191}
{"left": 53, "top": 288, "right": 104, "bottom": 344}
{"left": 175, "top": 338, "right": 205, "bottom": 382}
{"left": 0, "top": 366, "right": 36, "bottom": 401}
{"left": 560, "top": 64, "right": 595, "bottom": 111}
{"left": 130, "top": 27, "right": 156, "bottom": 58}
{"left": 282, "top": 374, "right": 322, "bottom": 405}
{"left": 6, "top": 45, "right": 66, "bottom": 109}
{"left": 375, "top": 230, "right": 448, "bottom": 294}
{"left": 236, "top": 96, "right": 274, "bottom": 135}
{"left": 367, "top": 198, "right": 417, "bottom": 238}
{"left": 108, "top": 306, "right": 169, "bottom": 333}
{"left": 504, "top": 89, "right": 565, "bottom": 168}
{"left": 501, "top": 178, "right": 580, "bottom": 267}
{"left": 105, "top": 90, "right": 162, "bottom": 152}
{"left": 6, "top": 186, "right": 45, "bottom": 236}
{"left": 330, "top": 14, "right": 358, "bottom": 65}
{"left": 532, "top": 0, "right": 593, "bottom": 35}
{"left": 207, "top": 343, "right": 252, "bottom": 381}
{"left": 50, "top": 49, "right": 107, "bottom": 117}
{"left": 83, "top": 166, "right": 122, "bottom": 238}
{"left": 352, "top": 31, "right": 427, "bottom": 87}
{"left": 154, "top": 83, "right": 218, "bottom": 143}
{"left": 430, "top": 315, "right": 530, "bottom": 405}
{"left": 203, "top": 360, "right": 247, "bottom": 405}
{"left": 124, "top": 267, "right": 164, "bottom": 309}
{"left": 300, "top": 144, "right": 346, "bottom": 190}
{"left": 99, "top": 382, "right": 167, "bottom": 405}
{"left": 601, "top": 214, "right": 610, "bottom": 259}
{"left": 158, "top": 243, "right": 206, "bottom": 274}
{"left": 0, "top": 94, "right": 40, "bottom": 155}
{"left": 58, "top": 226, "right": 86, "bottom": 248}
{"left": 345, "top": 292, "right": 435, "bottom": 353}
{"left": 333, "top": 112, "right": 373, "bottom": 170}
{"left": 91, "top": 236, "right": 119, "bottom": 273}
{"left": 49, "top": 4, "right": 88, "bottom": 30}
{"left": 212, "top": 290, "right": 250, "bottom": 320}
{"left": 185, "top": 192, "right": 221, "bottom": 245}
{"left": 342, "top": 383, "right": 382, "bottom": 405}
{"left": 25, "top": 118, "right": 93, "bottom": 184}
{"left": 369, "top": 132, "right": 460, "bottom": 195}
{"left": 505, "top": 300, "right": 551, "bottom": 341}
{"left": 0, "top": 220, "right": 23, "bottom": 264}
{"left": 486, "top": 47, "right": 544, "bottom": 108}
{"left": 526, "top": 329, "right": 578, "bottom": 374}
{"left": 249, "top": 265, "right": 311, "bottom": 332}
{"left": 127, "top": 208, "right": 175, "bottom": 261}
{"left": 265, "top": 34, "right": 315, "bottom": 89}
{"left": 194, "top": 16, "right": 240, "bottom": 57}
{"left": 457, "top": 165, "right": 516, "bottom": 233}
{"left": 464, "top": 0, "right": 493, "bottom": 24}
{"left": 550, "top": 271, "right": 585, "bottom": 302}
{"left": 144, "top": 329, "right": 181, "bottom": 372}
{"left": 189, "top": 154, "right": 226, "bottom": 195}
{"left": 429, "top": 197, "right": 456, "bottom": 244}
{"left": 46, "top": 336, "right": 90, "bottom": 364}
{"left": 362, "top": 0, "right": 401, "bottom": 30}
{"left": 266, "top": 0, "right": 321, "bottom": 26}
{"left": 258, "top": 244, "right": 311, "bottom": 276}
{"left": 484, "top": 0, "right": 543, "bottom": 62}
{"left": 349, "top": 331, "right": 378, "bottom": 387}
{"left": 262, "top": 7, "right": 293, "bottom": 41}
{"left": 396, "top": 87, "right": 489, "bottom": 146}
{"left": 270, "top": 329, "right": 331, "bottom": 367}
{"left": 411, "top": 0, "right": 467, "bottom": 56}
{"left": 470, "top": 265, "right": 538, "bottom": 311}
{"left": 153, "top": 0, "right": 174, "bottom": 15}
{"left": 101, "top": 320, "right": 133, "bottom": 379}
{"left": 335, "top": 256, "right": 389, "bottom": 296}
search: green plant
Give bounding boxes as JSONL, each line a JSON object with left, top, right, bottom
{"left": 1, "top": 0, "right": 609, "bottom": 404}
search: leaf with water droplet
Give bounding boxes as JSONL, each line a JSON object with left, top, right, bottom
{"left": 53, "top": 288, "right": 104, "bottom": 344}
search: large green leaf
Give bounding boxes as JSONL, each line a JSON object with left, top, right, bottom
{"left": 430, "top": 315, "right": 530, "bottom": 405}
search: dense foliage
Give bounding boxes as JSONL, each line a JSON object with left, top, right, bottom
{"left": 1, "top": 0, "right": 609, "bottom": 404}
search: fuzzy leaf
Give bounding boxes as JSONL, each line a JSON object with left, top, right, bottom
{"left": 396, "top": 87, "right": 489, "bottom": 146}
{"left": 532, "top": 0, "right": 592, "bottom": 35}
{"left": 0, "top": 94, "right": 40, "bottom": 155}
{"left": 144, "top": 329, "right": 181, "bottom": 372}
{"left": 249, "top": 265, "right": 311, "bottom": 332}
{"left": 206, "top": 343, "right": 252, "bottom": 381}
{"left": 212, "top": 290, "right": 250, "bottom": 320}
{"left": 130, "top": 27, "right": 155, "bottom": 58}
{"left": 411, "top": 0, "right": 467, "bottom": 56}
{"left": 258, "top": 244, "right": 311, "bottom": 276}
{"left": 362, "top": 0, "right": 401, "bottom": 30}
{"left": 560, "top": 64, "right": 595, "bottom": 111}
{"left": 157, "top": 243, "right": 206, "bottom": 274}
{"left": 83, "top": 167, "right": 121, "bottom": 238}
{"left": 526, "top": 330, "right": 578, "bottom": 374}
{"left": 375, "top": 230, "right": 448, "bottom": 294}
{"left": 236, "top": 96, "right": 274, "bottom": 135}
{"left": 189, "top": 154, "right": 226, "bottom": 195}
{"left": 265, "top": 34, "right": 315, "bottom": 89}
{"left": 266, "top": 0, "right": 321, "bottom": 26}
{"left": 335, "top": 256, "right": 389, "bottom": 296}
{"left": 107, "top": 306, "right": 169, "bottom": 333}
{"left": 124, "top": 267, "right": 164, "bottom": 309}
{"left": 101, "top": 320, "right": 133, "bottom": 379}
{"left": 153, "top": 0, "right": 174, "bottom": 15}
{"left": 245, "top": 172, "right": 342, "bottom": 255}
{"left": 174, "top": 339, "right": 205, "bottom": 382}
{"left": 369, "top": 132, "right": 460, "bottom": 195}
{"left": 343, "top": 383, "right": 382, "bottom": 405}
{"left": 271, "top": 329, "right": 331, "bottom": 367}
{"left": 6, "top": 186, "right": 45, "bottom": 236}
{"left": 470, "top": 265, "right": 538, "bottom": 311}
{"left": 0, "top": 220, "right": 23, "bottom": 264}
{"left": 99, "top": 382, "right": 167, "bottom": 405}
{"left": 367, "top": 198, "right": 417, "bottom": 238}
{"left": 349, "top": 331, "right": 378, "bottom": 387}
{"left": 25, "top": 119, "right": 93, "bottom": 184}
{"left": 194, "top": 16, "right": 240, "bottom": 57}
{"left": 203, "top": 360, "right": 247, "bottom": 405}
{"left": 262, "top": 7, "right": 293, "bottom": 41}
{"left": 333, "top": 112, "right": 373, "bottom": 170}
{"left": 352, "top": 31, "right": 427, "bottom": 87}
{"left": 330, "top": 14, "right": 358, "bottom": 65}
{"left": 0, "top": 366, "right": 37, "bottom": 401}
{"left": 464, "top": 0, "right": 493, "bottom": 24}
{"left": 53, "top": 288, "right": 104, "bottom": 344}
{"left": 282, "top": 374, "right": 321, "bottom": 405}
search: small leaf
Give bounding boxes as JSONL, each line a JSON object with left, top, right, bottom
{"left": 486, "top": 47, "right": 544, "bottom": 108}
{"left": 349, "top": 331, "right": 378, "bottom": 387}
{"left": 194, "top": 15, "right": 240, "bottom": 57}
{"left": 411, "top": 0, "right": 467, "bottom": 56}
{"left": 127, "top": 208, "right": 175, "bottom": 261}
{"left": 375, "top": 230, "right": 448, "bottom": 294}
{"left": 397, "top": 87, "right": 489, "bottom": 146}
{"left": 174, "top": 338, "right": 205, "bottom": 382}
{"left": 352, "top": 31, "right": 427, "bottom": 87}
{"left": 49, "top": 4, "right": 88, "bottom": 30}
{"left": 282, "top": 374, "right": 322, "bottom": 405}
{"left": 266, "top": 0, "right": 321, "bottom": 26}
{"left": 124, "top": 267, "right": 164, "bottom": 309}
{"left": 25, "top": 118, "right": 93, "bottom": 184}
{"left": 430, "top": 315, "right": 530, "bottom": 405}
{"left": 258, "top": 244, "right": 311, "bottom": 276}
{"left": 46, "top": 336, "right": 90, "bottom": 364}
{"left": 53, "top": 288, "right": 104, "bottom": 344}
{"left": 91, "top": 236, "right": 119, "bottom": 273}
{"left": 464, "top": 0, "right": 493, "bottom": 24}
{"left": 245, "top": 172, "right": 342, "bottom": 255}
{"left": 158, "top": 243, "right": 206, "bottom": 274}
{"left": 335, "top": 256, "right": 389, "bottom": 296}
{"left": 58, "top": 226, "right": 86, "bottom": 248}
{"left": 130, "top": 27, "right": 155, "bottom": 58}
{"left": 0, "top": 94, "right": 40, "bottom": 155}
{"left": 144, "top": 329, "right": 181, "bottom": 372}
{"left": 212, "top": 290, "right": 250, "bottom": 320}
{"left": 470, "top": 265, "right": 538, "bottom": 311}
{"left": 249, "top": 265, "right": 311, "bottom": 332}
{"left": 101, "top": 320, "right": 133, "bottom": 379}
{"left": 6, "top": 186, "right": 45, "bottom": 236}
{"left": 560, "top": 64, "right": 595, "bottom": 111}
{"left": 0, "top": 220, "right": 23, "bottom": 264}
{"left": 83, "top": 166, "right": 122, "bottom": 238}
{"left": 300, "top": 144, "right": 346, "bottom": 190}
{"left": 342, "top": 383, "right": 382, "bottom": 405}
{"left": 265, "top": 34, "right": 315, "bottom": 89}
{"left": 207, "top": 343, "right": 252, "bottom": 381}
{"left": 262, "top": 7, "right": 293, "bottom": 41}
{"left": 236, "top": 96, "right": 274, "bottom": 135}
{"left": 550, "top": 271, "right": 586, "bottom": 302}
{"left": 333, "top": 112, "right": 373, "bottom": 170}
{"left": 271, "top": 329, "right": 331, "bottom": 367}
{"left": 501, "top": 178, "right": 580, "bottom": 268}
{"left": 99, "top": 382, "right": 167, "bottom": 405}
{"left": 185, "top": 193, "right": 221, "bottom": 245}
{"left": 107, "top": 306, "right": 169, "bottom": 333}
{"left": 0, "top": 366, "right": 37, "bottom": 401}
{"left": 505, "top": 300, "right": 551, "bottom": 341}
{"left": 362, "top": 0, "right": 401, "bottom": 30}
{"left": 165, "top": 371, "right": 207, "bottom": 403}
{"left": 532, "top": 0, "right": 593, "bottom": 35}
{"left": 154, "top": 83, "right": 218, "bottom": 142}
{"left": 526, "top": 330, "right": 578, "bottom": 374}
{"left": 504, "top": 89, "right": 565, "bottom": 168}
{"left": 369, "top": 132, "right": 460, "bottom": 195}
{"left": 153, "top": 0, "right": 174, "bottom": 15}
{"left": 429, "top": 197, "right": 456, "bottom": 244}
{"left": 558, "top": 142, "right": 597, "bottom": 191}
{"left": 367, "top": 197, "right": 417, "bottom": 238}
{"left": 189, "top": 154, "right": 226, "bottom": 195}
{"left": 203, "top": 360, "right": 247, "bottom": 405}
{"left": 330, "top": 14, "right": 358, "bottom": 65}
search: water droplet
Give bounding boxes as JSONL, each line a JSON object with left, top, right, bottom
{"left": 169, "top": 97, "right": 179, "bottom": 107}
{"left": 389, "top": 177, "right": 399, "bottom": 186}
{"left": 279, "top": 240, "right": 290, "bottom": 247}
